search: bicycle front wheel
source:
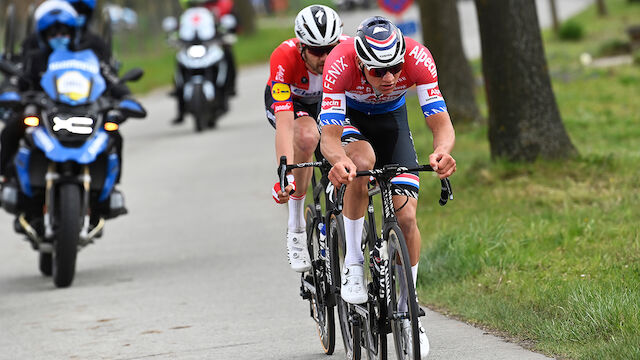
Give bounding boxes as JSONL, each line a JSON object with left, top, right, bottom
{"left": 329, "top": 212, "right": 361, "bottom": 360}
{"left": 305, "top": 205, "right": 336, "bottom": 354}
{"left": 387, "top": 226, "right": 421, "bottom": 360}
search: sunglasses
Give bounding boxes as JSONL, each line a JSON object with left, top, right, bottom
{"left": 304, "top": 45, "right": 336, "bottom": 57}
{"left": 365, "top": 62, "right": 404, "bottom": 78}
{"left": 45, "top": 25, "right": 71, "bottom": 38}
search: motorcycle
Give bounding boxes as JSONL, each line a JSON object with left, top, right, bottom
{"left": 163, "top": 7, "right": 236, "bottom": 131}
{"left": 0, "top": 48, "right": 146, "bottom": 288}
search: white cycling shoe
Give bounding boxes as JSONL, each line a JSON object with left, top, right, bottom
{"left": 401, "top": 318, "right": 430, "bottom": 358}
{"left": 286, "top": 231, "right": 312, "bottom": 272}
{"left": 340, "top": 264, "right": 368, "bottom": 304}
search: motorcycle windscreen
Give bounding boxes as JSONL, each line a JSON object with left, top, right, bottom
{"left": 40, "top": 49, "right": 106, "bottom": 106}
{"left": 179, "top": 7, "right": 216, "bottom": 42}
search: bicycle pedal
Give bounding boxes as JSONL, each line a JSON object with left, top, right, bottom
{"left": 418, "top": 307, "right": 426, "bottom": 317}
{"left": 300, "top": 289, "right": 311, "bottom": 300}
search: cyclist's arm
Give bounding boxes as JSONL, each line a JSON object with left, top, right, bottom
{"left": 275, "top": 108, "right": 295, "bottom": 164}
{"left": 268, "top": 43, "right": 296, "bottom": 165}
{"left": 426, "top": 112, "right": 455, "bottom": 154}
{"left": 426, "top": 112, "right": 456, "bottom": 178}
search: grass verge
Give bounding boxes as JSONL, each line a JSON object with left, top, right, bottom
{"left": 410, "top": 1, "right": 640, "bottom": 359}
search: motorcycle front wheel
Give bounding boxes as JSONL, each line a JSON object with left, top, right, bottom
{"left": 53, "top": 184, "right": 81, "bottom": 288}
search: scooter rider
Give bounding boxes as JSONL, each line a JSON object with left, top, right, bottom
{"left": 173, "top": 0, "right": 238, "bottom": 124}
{"left": 267, "top": 5, "right": 344, "bottom": 272}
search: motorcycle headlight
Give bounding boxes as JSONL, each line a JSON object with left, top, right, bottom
{"left": 187, "top": 45, "right": 207, "bottom": 58}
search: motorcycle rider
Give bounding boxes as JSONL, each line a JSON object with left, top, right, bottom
{"left": 0, "top": 0, "right": 129, "bottom": 209}
{"left": 172, "top": 0, "right": 238, "bottom": 124}
{"left": 267, "top": 5, "right": 344, "bottom": 272}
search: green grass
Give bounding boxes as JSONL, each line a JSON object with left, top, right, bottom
{"left": 409, "top": 1, "right": 640, "bottom": 359}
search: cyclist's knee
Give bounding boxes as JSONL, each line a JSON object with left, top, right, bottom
{"left": 294, "top": 125, "right": 320, "bottom": 155}
{"left": 396, "top": 201, "right": 418, "bottom": 231}
{"left": 350, "top": 152, "right": 375, "bottom": 171}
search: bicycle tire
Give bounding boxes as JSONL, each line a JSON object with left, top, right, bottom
{"left": 387, "top": 225, "right": 421, "bottom": 360}
{"left": 329, "top": 212, "right": 361, "bottom": 360}
{"left": 305, "top": 205, "right": 336, "bottom": 355}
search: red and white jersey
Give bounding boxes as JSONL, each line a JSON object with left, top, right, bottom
{"left": 267, "top": 36, "right": 349, "bottom": 114}
{"left": 319, "top": 37, "right": 447, "bottom": 126}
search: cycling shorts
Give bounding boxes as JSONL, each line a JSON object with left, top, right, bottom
{"left": 341, "top": 104, "right": 420, "bottom": 199}
{"left": 264, "top": 85, "right": 320, "bottom": 129}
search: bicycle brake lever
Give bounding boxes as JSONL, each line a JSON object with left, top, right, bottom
{"left": 278, "top": 156, "right": 288, "bottom": 192}
{"left": 336, "top": 184, "right": 346, "bottom": 212}
{"left": 438, "top": 178, "right": 453, "bottom": 206}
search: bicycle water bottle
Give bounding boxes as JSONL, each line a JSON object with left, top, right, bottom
{"left": 318, "top": 223, "right": 327, "bottom": 258}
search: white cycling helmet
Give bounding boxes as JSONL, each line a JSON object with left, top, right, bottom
{"left": 294, "top": 5, "right": 342, "bottom": 47}
{"left": 354, "top": 16, "right": 406, "bottom": 68}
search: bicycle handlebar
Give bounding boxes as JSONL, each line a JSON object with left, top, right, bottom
{"left": 278, "top": 158, "right": 453, "bottom": 207}
{"left": 353, "top": 163, "right": 453, "bottom": 206}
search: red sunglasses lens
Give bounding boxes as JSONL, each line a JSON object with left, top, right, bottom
{"left": 368, "top": 63, "right": 404, "bottom": 77}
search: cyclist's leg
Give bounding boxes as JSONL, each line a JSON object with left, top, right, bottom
{"left": 339, "top": 119, "right": 374, "bottom": 304}
{"left": 289, "top": 114, "right": 319, "bottom": 232}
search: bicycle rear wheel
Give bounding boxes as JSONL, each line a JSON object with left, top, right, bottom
{"left": 387, "top": 225, "right": 421, "bottom": 360}
{"left": 305, "top": 205, "right": 336, "bottom": 355}
{"left": 329, "top": 212, "right": 361, "bottom": 360}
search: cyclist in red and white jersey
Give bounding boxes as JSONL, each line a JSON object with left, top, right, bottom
{"left": 319, "top": 16, "right": 457, "bottom": 356}
{"left": 266, "top": 5, "right": 345, "bottom": 272}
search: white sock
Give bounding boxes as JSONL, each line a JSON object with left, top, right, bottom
{"left": 344, "top": 216, "right": 365, "bottom": 266}
{"left": 287, "top": 195, "right": 306, "bottom": 233}
{"left": 397, "top": 262, "right": 420, "bottom": 313}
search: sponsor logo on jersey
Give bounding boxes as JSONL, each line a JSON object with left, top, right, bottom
{"left": 275, "top": 65, "right": 285, "bottom": 82}
{"left": 296, "top": 111, "right": 309, "bottom": 117}
{"left": 271, "top": 82, "right": 291, "bottom": 101}
{"left": 408, "top": 45, "right": 437, "bottom": 78}
{"left": 429, "top": 88, "right": 441, "bottom": 97}
{"left": 322, "top": 97, "right": 341, "bottom": 110}
{"left": 323, "top": 56, "right": 349, "bottom": 91}
{"left": 274, "top": 102, "right": 293, "bottom": 112}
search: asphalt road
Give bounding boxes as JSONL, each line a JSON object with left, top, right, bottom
{"left": 0, "top": 67, "right": 551, "bottom": 360}
{"left": 0, "top": 1, "right": 593, "bottom": 359}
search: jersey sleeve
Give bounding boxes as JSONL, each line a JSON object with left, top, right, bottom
{"left": 268, "top": 41, "right": 297, "bottom": 113}
{"left": 404, "top": 39, "right": 448, "bottom": 118}
{"left": 318, "top": 44, "right": 351, "bottom": 127}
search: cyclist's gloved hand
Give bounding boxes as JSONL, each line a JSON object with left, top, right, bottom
{"left": 429, "top": 152, "right": 456, "bottom": 179}
{"left": 272, "top": 174, "right": 295, "bottom": 204}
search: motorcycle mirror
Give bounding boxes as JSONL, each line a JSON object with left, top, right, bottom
{"left": 120, "top": 68, "right": 144, "bottom": 83}
{"left": 0, "top": 91, "right": 22, "bottom": 108}
{"left": 162, "top": 16, "right": 177, "bottom": 33}
{"left": 117, "top": 99, "right": 146, "bottom": 119}
{"left": 220, "top": 14, "right": 237, "bottom": 31}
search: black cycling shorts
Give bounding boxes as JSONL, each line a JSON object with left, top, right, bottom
{"left": 264, "top": 85, "right": 320, "bottom": 129}
{"left": 340, "top": 104, "right": 420, "bottom": 199}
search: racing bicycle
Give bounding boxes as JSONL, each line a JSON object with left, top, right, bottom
{"left": 330, "top": 164, "right": 453, "bottom": 360}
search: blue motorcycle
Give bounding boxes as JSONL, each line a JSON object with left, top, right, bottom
{"left": 0, "top": 49, "right": 146, "bottom": 287}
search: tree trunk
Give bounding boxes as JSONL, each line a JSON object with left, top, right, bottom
{"left": 474, "top": 0, "right": 577, "bottom": 161}
{"left": 596, "top": 0, "right": 608, "bottom": 16}
{"left": 549, "top": 0, "right": 559, "bottom": 33}
{"left": 234, "top": 0, "right": 256, "bottom": 34}
{"left": 418, "top": 0, "right": 482, "bottom": 125}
